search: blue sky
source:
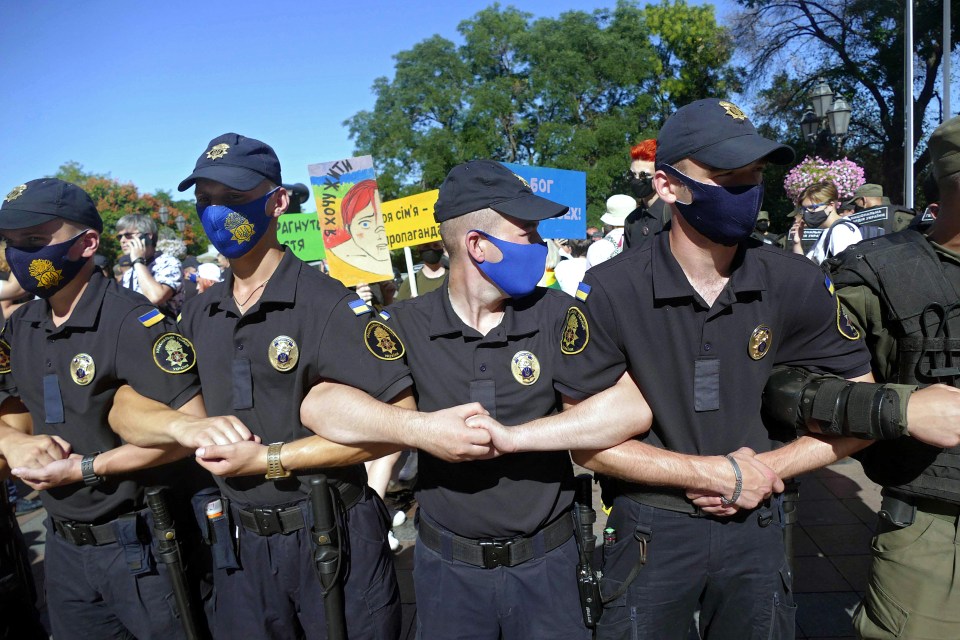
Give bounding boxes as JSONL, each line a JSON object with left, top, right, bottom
{"left": 0, "top": 1, "right": 736, "bottom": 208}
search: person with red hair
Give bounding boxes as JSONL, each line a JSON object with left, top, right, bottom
{"left": 327, "top": 179, "right": 392, "bottom": 279}
{"left": 624, "top": 138, "right": 672, "bottom": 249}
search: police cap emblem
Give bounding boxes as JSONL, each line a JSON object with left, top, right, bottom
{"left": 4, "top": 184, "right": 26, "bottom": 203}
{"left": 152, "top": 333, "right": 197, "bottom": 374}
{"left": 364, "top": 321, "right": 405, "bottom": 361}
{"left": 748, "top": 325, "right": 772, "bottom": 360}
{"left": 70, "top": 353, "right": 95, "bottom": 385}
{"left": 718, "top": 101, "right": 747, "bottom": 121}
{"left": 560, "top": 307, "right": 589, "bottom": 355}
{"left": 0, "top": 339, "right": 11, "bottom": 374}
{"left": 206, "top": 143, "right": 230, "bottom": 160}
{"left": 269, "top": 335, "right": 299, "bottom": 372}
{"left": 511, "top": 350, "right": 540, "bottom": 386}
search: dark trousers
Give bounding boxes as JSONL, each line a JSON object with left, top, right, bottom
{"left": 210, "top": 491, "right": 400, "bottom": 640}
{"left": 413, "top": 522, "right": 590, "bottom": 640}
{"left": 596, "top": 497, "right": 795, "bottom": 640}
{"left": 45, "top": 517, "right": 187, "bottom": 640}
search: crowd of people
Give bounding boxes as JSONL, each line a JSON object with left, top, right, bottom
{"left": 0, "top": 100, "right": 958, "bottom": 640}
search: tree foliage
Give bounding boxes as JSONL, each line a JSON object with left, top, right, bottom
{"left": 733, "top": 0, "right": 958, "bottom": 205}
{"left": 50, "top": 161, "right": 204, "bottom": 261}
{"left": 346, "top": 1, "right": 738, "bottom": 223}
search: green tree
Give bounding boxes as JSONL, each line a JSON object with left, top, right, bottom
{"left": 346, "top": 1, "right": 738, "bottom": 224}
{"left": 50, "top": 163, "right": 204, "bottom": 261}
{"left": 733, "top": 0, "right": 959, "bottom": 205}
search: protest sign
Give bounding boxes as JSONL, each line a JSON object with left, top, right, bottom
{"left": 501, "top": 163, "right": 587, "bottom": 239}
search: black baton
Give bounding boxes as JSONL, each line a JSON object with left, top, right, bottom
{"left": 573, "top": 473, "right": 603, "bottom": 628}
{"left": 310, "top": 476, "right": 347, "bottom": 640}
{"left": 146, "top": 487, "right": 203, "bottom": 640}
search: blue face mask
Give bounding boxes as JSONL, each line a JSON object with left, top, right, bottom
{"left": 660, "top": 164, "right": 764, "bottom": 246}
{"left": 197, "top": 186, "right": 280, "bottom": 259}
{"left": 471, "top": 230, "right": 548, "bottom": 299}
{"left": 6, "top": 231, "right": 89, "bottom": 299}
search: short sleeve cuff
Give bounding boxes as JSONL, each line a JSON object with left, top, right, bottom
{"left": 374, "top": 375, "right": 414, "bottom": 404}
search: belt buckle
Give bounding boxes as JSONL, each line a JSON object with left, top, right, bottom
{"left": 63, "top": 521, "right": 95, "bottom": 545}
{"left": 254, "top": 507, "right": 282, "bottom": 535}
{"left": 479, "top": 540, "right": 512, "bottom": 569}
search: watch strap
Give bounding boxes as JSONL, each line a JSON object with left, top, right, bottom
{"left": 265, "top": 442, "right": 291, "bottom": 480}
{"left": 81, "top": 453, "right": 104, "bottom": 487}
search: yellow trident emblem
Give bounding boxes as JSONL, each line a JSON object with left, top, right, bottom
{"left": 225, "top": 212, "right": 255, "bottom": 244}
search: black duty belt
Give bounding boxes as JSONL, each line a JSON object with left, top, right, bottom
{"left": 418, "top": 514, "right": 574, "bottom": 569}
{"left": 53, "top": 517, "right": 120, "bottom": 546}
{"left": 625, "top": 489, "right": 703, "bottom": 517}
{"left": 883, "top": 491, "right": 960, "bottom": 520}
{"left": 237, "top": 482, "right": 365, "bottom": 537}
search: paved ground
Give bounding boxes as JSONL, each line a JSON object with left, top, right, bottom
{"left": 17, "top": 457, "right": 881, "bottom": 638}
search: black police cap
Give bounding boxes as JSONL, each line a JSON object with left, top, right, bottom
{"left": 434, "top": 160, "right": 569, "bottom": 223}
{"left": 656, "top": 99, "right": 795, "bottom": 170}
{"left": 178, "top": 132, "right": 282, "bottom": 192}
{"left": 0, "top": 178, "right": 103, "bottom": 232}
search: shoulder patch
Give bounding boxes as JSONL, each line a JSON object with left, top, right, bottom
{"left": 836, "top": 298, "right": 861, "bottom": 340}
{"left": 364, "top": 320, "right": 405, "bottom": 361}
{"left": 139, "top": 308, "right": 165, "bottom": 327}
{"left": 824, "top": 275, "right": 835, "bottom": 297}
{"left": 349, "top": 298, "right": 372, "bottom": 316}
{"left": 560, "top": 307, "right": 589, "bottom": 355}
{"left": 575, "top": 282, "right": 591, "bottom": 302}
{"left": 0, "top": 339, "right": 10, "bottom": 374}
{"left": 152, "top": 333, "right": 197, "bottom": 373}
{"left": 378, "top": 309, "right": 391, "bottom": 321}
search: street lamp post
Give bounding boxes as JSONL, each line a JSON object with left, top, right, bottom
{"left": 175, "top": 216, "right": 187, "bottom": 233}
{"left": 158, "top": 205, "right": 169, "bottom": 225}
{"left": 799, "top": 78, "right": 852, "bottom": 154}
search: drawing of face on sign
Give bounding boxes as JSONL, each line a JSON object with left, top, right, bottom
{"left": 328, "top": 179, "right": 390, "bottom": 275}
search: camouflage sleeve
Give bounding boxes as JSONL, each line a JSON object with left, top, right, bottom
{"left": 836, "top": 284, "right": 897, "bottom": 382}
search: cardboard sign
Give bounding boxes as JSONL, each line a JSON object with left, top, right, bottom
{"left": 501, "top": 162, "right": 587, "bottom": 239}
{"left": 382, "top": 190, "right": 441, "bottom": 250}
{"left": 307, "top": 156, "right": 391, "bottom": 286}
{"left": 277, "top": 213, "right": 326, "bottom": 261}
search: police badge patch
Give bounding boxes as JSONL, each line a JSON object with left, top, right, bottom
{"left": 152, "top": 333, "right": 197, "bottom": 374}
{"left": 364, "top": 321, "right": 405, "bottom": 361}
{"left": 836, "top": 298, "right": 861, "bottom": 340}
{"left": 70, "top": 353, "right": 95, "bottom": 385}
{"left": 560, "top": 307, "right": 589, "bottom": 355}
{"left": 0, "top": 339, "right": 11, "bottom": 374}
{"left": 748, "top": 325, "right": 772, "bottom": 360}
{"left": 511, "top": 350, "right": 540, "bottom": 386}
{"left": 268, "top": 335, "right": 299, "bottom": 372}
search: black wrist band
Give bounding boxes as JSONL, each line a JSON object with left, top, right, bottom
{"left": 720, "top": 454, "right": 742, "bottom": 506}
{"left": 131, "top": 258, "right": 146, "bottom": 266}
{"left": 81, "top": 453, "right": 104, "bottom": 487}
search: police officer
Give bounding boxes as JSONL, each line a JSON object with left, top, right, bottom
{"left": 0, "top": 178, "right": 203, "bottom": 639}
{"left": 829, "top": 115, "right": 960, "bottom": 638}
{"left": 173, "top": 133, "right": 412, "bottom": 640}
{"left": 303, "top": 159, "right": 654, "bottom": 639}
{"left": 559, "top": 99, "right": 876, "bottom": 639}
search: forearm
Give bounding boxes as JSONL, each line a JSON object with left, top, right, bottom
{"left": 301, "top": 382, "right": 418, "bottom": 446}
{"left": 756, "top": 434, "right": 871, "bottom": 480}
{"left": 572, "top": 440, "right": 729, "bottom": 494}
{"left": 131, "top": 264, "right": 173, "bottom": 305}
{"left": 282, "top": 436, "right": 402, "bottom": 471}
{"left": 109, "top": 385, "right": 203, "bottom": 446}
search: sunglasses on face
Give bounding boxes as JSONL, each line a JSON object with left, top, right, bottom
{"left": 800, "top": 202, "right": 830, "bottom": 213}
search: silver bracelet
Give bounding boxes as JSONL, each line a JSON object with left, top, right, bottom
{"left": 720, "top": 454, "right": 742, "bottom": 506}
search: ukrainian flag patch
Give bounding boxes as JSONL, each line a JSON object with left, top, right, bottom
{"left": 575, "top": 282, "right": 591, "bottom": 302}
{"left": 349, "top": 299, "right": 372, "bottom": 316}
{"left": 378, "top": 310, "right": 391, "bottom": 321}
{"left": 138, "top": 308, "right": 164, "bottom": 327}
{"left": 824, "top": 275, "right": 835, "bottom": 297}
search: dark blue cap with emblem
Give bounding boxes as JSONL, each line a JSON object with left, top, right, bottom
{"left": 434, "top": 159, "right": 568, "bottom": 223}
{"left": 178, "top": 132, "right": 282, "bottom": 192}
{"left": 656, "top": 99, "right": 795, "bottom": 170}
{"left": 0, "top": 178, "right": 103, "bottom": 232}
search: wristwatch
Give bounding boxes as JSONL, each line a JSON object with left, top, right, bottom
{"left": 131, "top": 257, "right": 146, "bottom": 266}
{"left": 81, "top": 453, "right": 104, "bottom": 487}
{"left": 265, "top": 442, "right": 291, "bottom": 480}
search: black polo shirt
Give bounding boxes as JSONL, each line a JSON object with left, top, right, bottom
{"left": 0, "top": 272, "right": 200, "bottom": 523}
{"left": 178, "top": 249, "right": 413, "bottom": 507}
{"left": 557, "top": 232, "right": 871, "bottom": 459}
{"left": 391, "top": 283, "right": 574, "bottom": 539}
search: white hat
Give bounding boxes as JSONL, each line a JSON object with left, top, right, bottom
{"left": 197, "top": 263, "right": 222, "bottom": 282}
{"left": 600, "top": 194, "right": 635, "bottom": 227}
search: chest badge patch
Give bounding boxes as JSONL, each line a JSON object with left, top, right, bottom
{"left": 269, "top": 335, "right": 299, "bottom": 372}
{"left": 364, "top": 321, "right": 404, "bottom": 361}
{"left": 70, "top": 353, "right": 95, "bottom": 385}
{"left": 511, "top": 350, "right": 540, "bottom": 386}
{"left": 836, "top": 299, "right": 861, "bottom": 340}
{"left": 0, "top": 339, "right": 11, "bottom": 374}
{"left": 748, "top": 325, "right": 772, "bottom": 360}
{"left": 560, "top": 307, "right": 589, "bottom": 355}
{"left": 153, "top": 333, "right": 197, "bottom": 374}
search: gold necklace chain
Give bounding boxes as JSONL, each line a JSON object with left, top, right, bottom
{"left": 233, "top": 279, "right": 269, "bottom": 313}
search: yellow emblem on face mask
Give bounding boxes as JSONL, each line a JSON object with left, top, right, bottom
{"left": 718, "top": 101, "right": 747, "bottom": 121}
{"left": 29, "top": 259, "right": 63, "bottom": 289}
{"left": 206, "top": 143, "right": 230, "bottom": 160}
{"left": 225, "top": 212, "right": 256, "bottom": 244}
{"left": 4, "top": 184, "right": 26, "bottom": 202}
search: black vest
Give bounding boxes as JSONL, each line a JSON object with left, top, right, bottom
{"left": 830, "top": 230, "right": 960, "bottom": 503}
